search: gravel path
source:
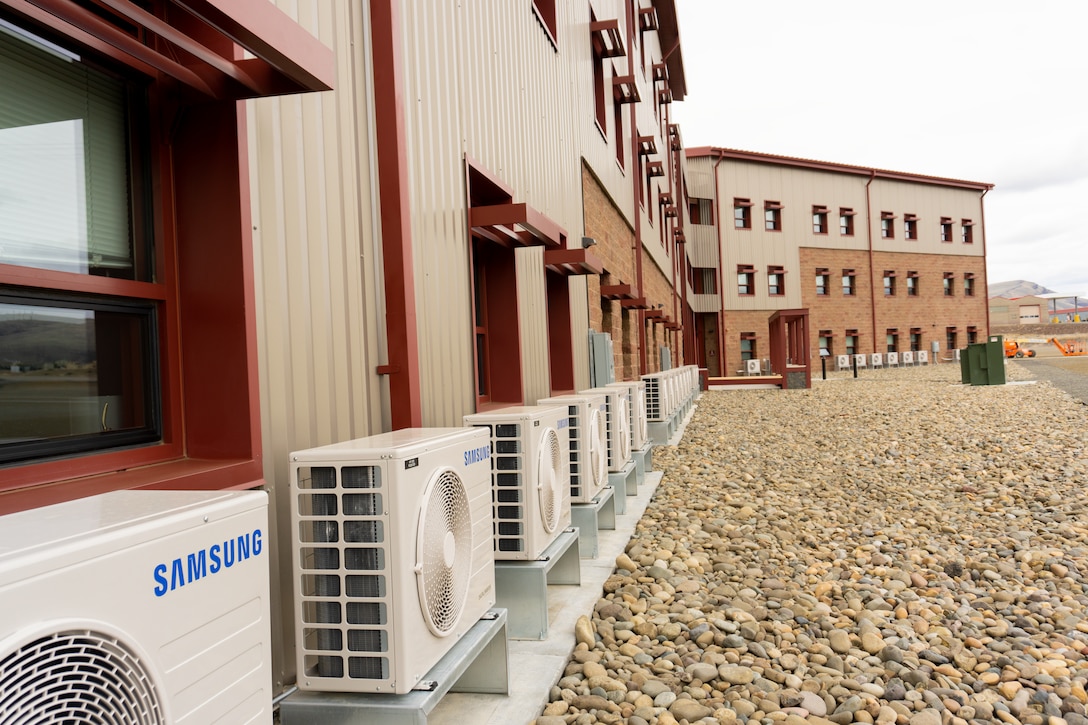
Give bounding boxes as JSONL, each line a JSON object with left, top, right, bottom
{"left": 1019, "top": 357, "right": 1088, "bottom": 406}
{"left": 534, "top": 363, "right": 1088, "bottom": 725}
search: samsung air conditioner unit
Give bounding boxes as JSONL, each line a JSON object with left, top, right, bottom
{"left": 580, "top": 387, "right": 632, "bottom": 473}
{"left": 642, "top": 373, "right": 666, "bottom": 422}
{"left": 0, "top": 490, "right": 272, "bottom": 724}
{"left": 608, "top": 380, "right": 648, "bottom": 451}
{"left": 464, "top": 405, "right": 572, "bottom": 560}
{"left": 538, "top": 393, "right": 608, "bottom": 504}
{"left": 289, "top": 427, "right": 495, "bottom": 694}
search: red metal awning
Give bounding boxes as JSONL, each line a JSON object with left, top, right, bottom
{"left": 600, "top": 283, "right": 639, "bottom": 300}
{"left": 4, "top": 0, "right": 335, "bottom": 100}
{"left": 544, "top": 248, "right": 605, "bottom": 276}
{"left": 470, "top": 202, "right": 565, "bottom": 248}
{"left": 590, "top": 18, "right": 625, "bottom": 58}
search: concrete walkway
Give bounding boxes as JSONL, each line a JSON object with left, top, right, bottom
{"left": 428, "top": 467, "right": 665, "bottom": 725}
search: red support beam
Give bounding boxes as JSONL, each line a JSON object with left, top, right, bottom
{"left": 370, "top": 0, "right": 422, "bottom": 428}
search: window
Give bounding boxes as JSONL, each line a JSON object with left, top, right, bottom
{"left": 689, "top": 197, "right": 714, "bottom": 225}
{"left": 591, "top": 14, "right": 608, "bottom": 132}
{"left": 883, "top": 271, "right": 896, "bottom": 296}
{"left": 907, "top": 271, "right": 918, "bottom": 296}
{"left": 818, "top": 331, "right": 833, "bottom": 357}
{"left": 737, "top": 265, "right": 755, "bottom": 296}
{"left": 943, "top": 272, "right": 954, "bottom": 296}
{"left": 961, "top": 219, "right": 974, "bottom": 244}
{"left": 816, "top": 268, "right": 829, "bottom": 296}
{"left": 946, "top": 327, "right": 958, "bottom": 351}
{"left": 881, "top": 212, "right": 895, "bottom": 239}
{"left": 733, "top": 198, "right": 752, "bottom": 229}
{"left": 812, "top": 205, "right": 828, "bottom": 234}
{"left": 910, "top": 329, "right": 922, "bottom": 352}
{"left": 768, "top": 266, "right": 784, "bottom": 296}
{"left": 613, "top": 101, "right": 625, "bottom": 169}
{"left": 693, "top": 267, "right": 717, "bottom": 294}
{"left": 764, "top": 201, "right": 782, "bottom": 231}
{"left": 532, "top": 0, "right": 558, "bottom": 43}
{"left": 967, "top": 326, "right": 978, "bottom": 345}
{"left": 886, "top": 330, "right": 899, "bottom": 353}
{"left": 845, "top": 331, "right": 858, "bottom": 356}
{"left": 940, "top": 217, "right": 953, "bottom": 242}
{"left": 904, "top": 214, "right": 918, "bottom": 240}
{"left": 0, "top": 26, "right": 159, "bottom": 465}
{"left": 839, "top": 207, "right": 855, "bottom": 236}
{"left": 842, "top": 269, "right": 856, "bottom": 296}
{"left": 740, "top": 332, "right": 756, "bottom": 361}
{"left": 964, "top": 272, "right": 975, "bottom": 297}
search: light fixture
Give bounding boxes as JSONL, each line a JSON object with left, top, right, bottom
{"left": 581, "top": 236, "right": 597, "bottom": 249}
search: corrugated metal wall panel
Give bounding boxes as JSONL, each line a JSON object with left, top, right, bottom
{"left": 689, "top": 224, "right": 719, "bottom": 268}
{"left": 516, "top": 246, "right": 551, "bottom": 403}
{"left": 869, "top": 180, "right": 986, "bottom": 257}
{"left": 401, "top": 1, "right": 614, "bottom": 420}
{"left": 569, "top": 276, "right": 591, "bottom": 391}
{"left": 248, "top": 0, "right": 379, "bottom": 695}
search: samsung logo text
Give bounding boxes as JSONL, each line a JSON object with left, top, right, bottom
{"left": 153, "top": 529, "right": 263, "bottom": 597}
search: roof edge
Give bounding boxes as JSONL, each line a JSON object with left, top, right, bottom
{"left": 686, "top": 146, "right": 994, "bottom": 191}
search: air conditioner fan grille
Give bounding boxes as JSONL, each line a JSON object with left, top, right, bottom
{"left": 0, "top": 630, "right": 164, "bottom": 725}
{"left": 415, "top": 468, "right": 472, "bottom": 637}
{"left": 537, "top": 427, "right": 563, "bottom": 533}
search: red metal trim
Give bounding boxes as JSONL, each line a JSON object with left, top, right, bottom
{"left": 620, "top": 297, "right": 649, "bottom": 309}
{"left": 543, "top": 249, "right": 605, "bottom": 276}
{"left": 612, "top": 74, "right": 640, "bottom": 104}
{"left": 173, "top": 0, "right": 335, "bottom": 92}
{"left": 470, "top": 202, "right": 566, "bottom": 248}
{"left": 685, "top": 146, "right": 993, "bottom": 191}
{"left": 590, "top": 18, "right": 625, "bottom": 58}
{"left": 600, "top": 283, "right": 636, "bottom": 299}
{"left": 371, "top": 0, "right": 422, "bottom": 429}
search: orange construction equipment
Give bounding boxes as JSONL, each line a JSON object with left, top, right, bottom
{"left": 1004, "top": 340, "right": 1036, "bottom": 358}
{"left": 1049, "top": 338, "right": 1088, "bottom": 356}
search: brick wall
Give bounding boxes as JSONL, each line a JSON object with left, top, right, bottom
{"left": 582, "top": 164, "right": 638, "bottom": 380}
{"left": 799, "top": 247, "right": 988, "bottom": 358}
{"left": 581, "top": 163, "right": 686, "bottom": 378}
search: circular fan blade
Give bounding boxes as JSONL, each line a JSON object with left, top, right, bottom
{"left": 415, "top": 468, "right": 472, "bottom": 637}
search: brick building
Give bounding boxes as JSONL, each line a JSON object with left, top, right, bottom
{"left": 683, "top": 148, "right": 992, "bottom": 377}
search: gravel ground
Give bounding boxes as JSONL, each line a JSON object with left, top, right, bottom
{"left": 534, "top": 363, "right": 1088, "bottom": 725}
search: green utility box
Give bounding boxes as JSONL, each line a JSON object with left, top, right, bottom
{"left": 960, "top": 335, "right": 1006, "bottom": 386}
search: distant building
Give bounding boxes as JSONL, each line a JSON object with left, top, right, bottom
{"left": 989, "top": 295, "right": 1050, "bottom": 326}
{"left": 684, "top": 148, "right": 992, "bottom": 376}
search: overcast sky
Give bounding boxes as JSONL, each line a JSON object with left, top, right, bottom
{"left": 672, "top": 0, "right": 1088, "bottom": 297}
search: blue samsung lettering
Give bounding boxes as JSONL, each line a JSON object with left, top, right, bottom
{"left": 152, "top": 528, "right": 263, "bottom": 597}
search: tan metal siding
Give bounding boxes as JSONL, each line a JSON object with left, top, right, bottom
{"left": 247, "top": 0, "right": 379, "bottom": 695}
{"left": 516, "top": 246, "right": 552, "bottom": 403}
{"left": 401, "top": 1, "right": 598, "bottom": 422}
{"left": 569, "top": 276, "right": 591, "bottom": 391}
{"left": 689, "top": 224, "right": 719, "bottom": 268}
{"left": 869, "top": 180, "right": 987, "bottom": 257}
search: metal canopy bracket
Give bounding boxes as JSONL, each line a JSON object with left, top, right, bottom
{"left": 543, "top": 248, "right": 605, "bottom": 276}
{"left": 470, "top": 202, "right": 565, "bottom": 248}
{"left": 590, "top": 18, "right": 625, "bottom": 58}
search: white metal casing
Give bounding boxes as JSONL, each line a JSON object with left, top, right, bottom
{"left": 0, "top": 490, "right": 272, "bottom": 724}
{"left": 579, "top": 387, "right": 632, "bottom": 473}
{"left": 538, "top": 393, "right": 608, "bottom": 504}
{"left": 289, "top": 427, "right": 496, "bottom": 695}
{"left": 641, "top": 373, "right": 667, "bottom": 421}
{"left": 606, "top": 380, "right": 648, "bottom": 452}
{"left": 464, "top": 405, "right": 572, "bottom": 561}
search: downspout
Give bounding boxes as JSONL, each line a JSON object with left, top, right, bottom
{"left": 865, "top": 170, "right": 877, "bottom": 354}
{"left": 712, "top": 150, "right": 727, "bottom": 375}
{"left": 371, "top": 0, "right": 422, "bottom": 428}
{"left": 980, "top": 187, "right": 991, "bottom": 335}
{"left": 666, "top": 106, "right": 679, "bottom": 364}
{"left": 628, "top": 2, "right": 647, "bottom": 375}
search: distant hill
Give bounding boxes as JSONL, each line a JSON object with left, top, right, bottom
{"left": 988, "top": 279, "right": 1053, "bottom": 299}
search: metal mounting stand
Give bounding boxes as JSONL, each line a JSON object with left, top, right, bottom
{"left": 494, "top": 527, "right": 581, "bottom": 640}
{"left": 279, "top": 609, "right": 509, "bottom": 725}
{"left": 632, "top": 443, "right": 653, "bottom": 484}
{"left": 570, "top": 486, "right": 617, "bottom": 559}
